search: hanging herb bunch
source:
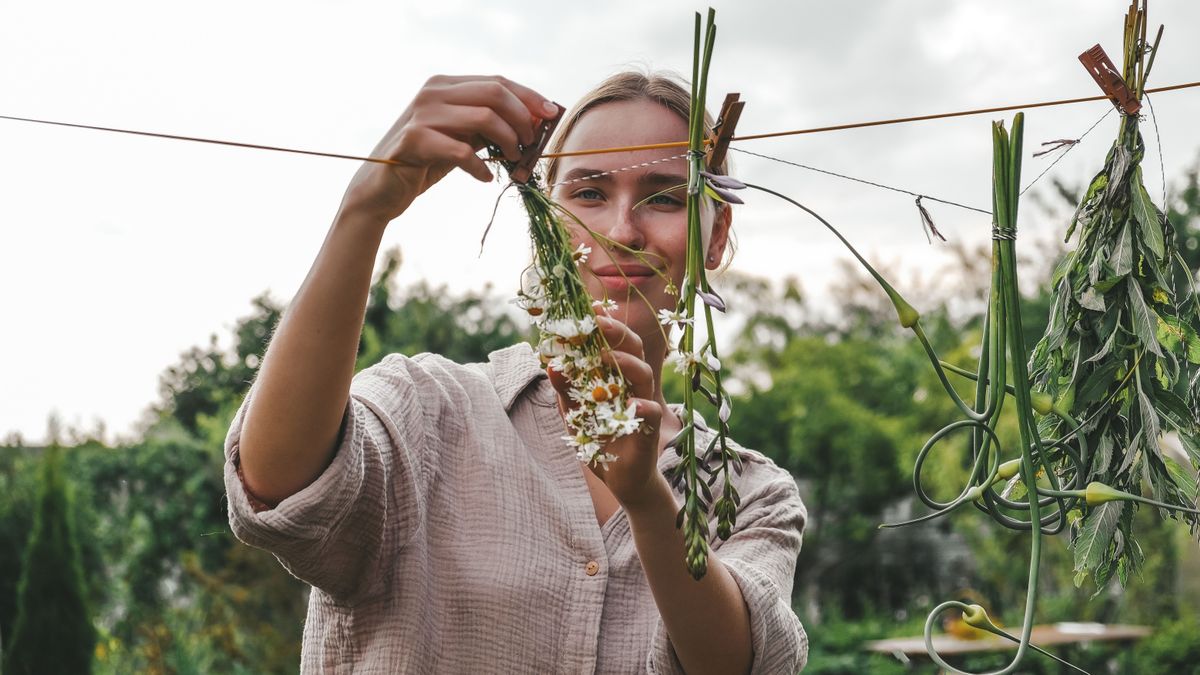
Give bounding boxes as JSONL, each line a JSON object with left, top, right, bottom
{"left": 491, "top": 8, "right": 741, "bottom": 581}
{"left": 1027, "top": 0, "right": 1200, "bottom": 592}
{"left": 490, "top": 155, "right": 644, "bottom": 470}
{"left": 663, "top": 8, "right": 745, "bottom": 581}
{"left": 737, "top": 4, "right": 1198, "bottom": 671}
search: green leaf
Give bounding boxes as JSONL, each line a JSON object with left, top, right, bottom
{"left": 1137, "top": 380, "right": 1162, "bottom": 460}
{"left": 1128, "top": 282, "right": 1165, "bottom": 356}
{"left": 1003, "top": 475, "right": 1028, "bottom": 501}
{"left": 1181, "top": 431, "right": 1200, "bottom": 465}
{"left": 1109, "top": 222, "right": 1134, "bottom": 277}
{"left": 1045, "top": 290, "right": 1072, "bottom": 352}
{"left": 1073, "top": 501, "right": 1123, "bottom": 586}
{"left": 1084, "top": 310, "right": 1123, "bottom": 364}
{"left": 1156, "top": 313, "right": 1200, "bottom": 364}
{"left": 1164, "top": 456, "right": 1199, "bottom": 503}
{"left": 1078, "top": 286, "right": 1107, "bottom": 312}
{"left": 1154, "top": 389, "right": 1196, "bottom": 432}
{"left": 1094, "top": 275, "right": 1127, "bottom": 293}
{"left": 1131, "top": 170, "right": 1166, "bottom": 260}
{"left": 1076, "top": 361, "right": 1121, "bottom": 407}
{"left": 1094, "top": 434, "right": 1115, "bottom": 475}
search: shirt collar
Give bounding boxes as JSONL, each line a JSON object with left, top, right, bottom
{"left": 488, "top": 342, "right": 547, "bottom": 412}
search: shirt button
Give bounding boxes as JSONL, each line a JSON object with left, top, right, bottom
{"left": 585, "top": 560, "right": 600, "bottom": 576}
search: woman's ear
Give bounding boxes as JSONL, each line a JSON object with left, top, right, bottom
{"left": 704, "top": 204, "right": 733, "bottom": 270}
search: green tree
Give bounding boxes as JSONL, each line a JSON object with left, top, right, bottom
{"left": 3, "top": 448, "right": 95, "bottom": 675}
{"left": 356, "top": 247, "right": 530, "bottom": 369}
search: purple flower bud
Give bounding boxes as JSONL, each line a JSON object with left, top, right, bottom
{"left": 706, "top": 183, "right": 744, "bottom": 204}
{"left": 697, "top": 289, "right": 727, "bottom": 312}
{"left": 700, "top": 171, "right": 747, "bottom": 190}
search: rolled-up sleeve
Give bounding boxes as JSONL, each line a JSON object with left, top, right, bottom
{"left": 223, "top": 352, "right": 455, "bottom": 604}
{"left": 648, "top": 473, "right": 809, "bottom": 675}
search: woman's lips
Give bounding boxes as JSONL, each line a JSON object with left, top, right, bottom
{"left": 591, "top": 265, "right": 655, "bottom": 290}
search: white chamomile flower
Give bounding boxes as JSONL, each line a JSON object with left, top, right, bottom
{"left": 665, "top": 349, "right": 720, "bottom": 375}
{"left": 657, "top": 308, "right": 693, "bottom": 327}
{"left": 572, "top": 243, "right": 591, "bottom": 264}
{"left": 665, "top": 350, "right": 691, "bottom": 375}
{"left": 592, "top": 298, "right": 619, "bottom": 311}
{"left": 575, "top": 316, "right": 597, "bottom": 336}
{"left": 599, "top": 399, "right": 641, "bottom": 436}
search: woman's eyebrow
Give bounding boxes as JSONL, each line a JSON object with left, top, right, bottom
{"left": 560, "top": 168, "right": 611, "bottom": 183}
{"left": 558, "top": 169, "right": 688, "bottom": 186}
{"left": 637, "top": 171, "right": 688, "bottom": 187}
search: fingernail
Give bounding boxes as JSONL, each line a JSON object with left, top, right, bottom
{"left": 542, "top": 101, "right": 559, "bottom": 116}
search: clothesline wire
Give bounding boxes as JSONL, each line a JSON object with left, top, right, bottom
{"left": 1, "top": 80, "right": 1197, "bottom": 167}
{"left": 728, "top": 146, "right": 992, "bottom": 215}
{"left": 1019, "top": 108, "right": 1114, "bottom": 196}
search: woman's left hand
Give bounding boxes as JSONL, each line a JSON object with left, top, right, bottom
{"left": 547, "top": 313, "right": 666, "bottom": 509}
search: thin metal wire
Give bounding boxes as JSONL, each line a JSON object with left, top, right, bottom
{"left": 2, "top": 80, "right": 1197, "bottom": 166}
{"left": 0, "top": 113, "right": 403, "bottom": 165}
{"left": 543, "top": 153, "right": 690, "bottom": 190}
{"left": 728, "top": 80, "right": 1200, "bottom": 144}
{"left": 730, "top": 146, "right": 991, "bottom": 214}
{"left": 1146, "top": 93, "right": 1167, "bottom": 207}
{"left": 1019, "top": 108, "right": 1114, "bottom": 195}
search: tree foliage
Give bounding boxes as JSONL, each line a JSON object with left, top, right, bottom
{"left": 4, "top": 448, "right": 95, "bottom": 675}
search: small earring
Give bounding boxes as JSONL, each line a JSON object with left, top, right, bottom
{"left": 707, "top": 254, "right": 716, "bottom": 263}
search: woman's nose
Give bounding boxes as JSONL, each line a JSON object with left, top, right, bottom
{"left": 604, "top": 200, "right": 646, "bottom": 251}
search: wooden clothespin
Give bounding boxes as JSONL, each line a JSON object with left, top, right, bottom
{"left": 510, "top": 102, "right": 564, "bottom": 184}
{"left": 707, "top": 92, "right": 745, "bottom": 170}
{"left": 1078, "top": 45, "right": 1142, "bottom": 115}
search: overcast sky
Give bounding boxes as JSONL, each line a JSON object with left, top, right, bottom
{"left": 3, "top": 1, "right": 1199, "bottom": 444}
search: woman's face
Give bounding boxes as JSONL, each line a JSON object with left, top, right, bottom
{"left": 550, "top": 98, "right": 730, "bottom": 350}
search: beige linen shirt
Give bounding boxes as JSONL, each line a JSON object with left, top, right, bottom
{"left": 224, "top": 343, "right": 808, "bottom": 674}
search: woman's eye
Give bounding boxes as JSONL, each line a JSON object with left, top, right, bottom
{"left": 648, "top": 193, "right": 684, "bottom": 207}
{"left": 573, "top": 188, "right": 604, "bottom": 201}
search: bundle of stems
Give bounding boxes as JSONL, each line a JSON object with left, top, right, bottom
{"left": 735, "top": 3, "right": 1196, "bottom": 671}
{"left": 490, "top": 152, "right": 644, "bottom": 470}
{"left": 663, "top": 8, "right": 744, "bottom": 581}
{"left": 490, "top": 9, "right": 743, "bottom": 579}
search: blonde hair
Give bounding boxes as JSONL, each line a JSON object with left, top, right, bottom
{"left": 543, "top": 70, "right": 736, "bottom": 267}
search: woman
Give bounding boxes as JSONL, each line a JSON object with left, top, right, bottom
{"left": 225, "top": 72, "right": 808, "bottom": 674}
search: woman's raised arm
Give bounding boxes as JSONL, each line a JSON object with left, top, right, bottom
{"left": 238, "top": 75, "right": 556, "bottom": 506}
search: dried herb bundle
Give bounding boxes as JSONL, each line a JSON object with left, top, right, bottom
{"left": 1028, "top": 0, "right": 1200, "bottom": 592}
{"left": 663, "top": 8, "right": 743, "bottom": 580}
{"left": 489, "top": 153, "right": 646, "bottom": 469}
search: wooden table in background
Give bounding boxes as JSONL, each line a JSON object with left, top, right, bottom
{"left": 865, "top": 623, "right": 1151, "bottom": 669}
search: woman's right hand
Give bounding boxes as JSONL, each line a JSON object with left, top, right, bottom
{"left": 340, "top": 75, "right": 558, "bottom": 225}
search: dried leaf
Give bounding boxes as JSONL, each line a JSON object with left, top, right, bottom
{"left": 1156, "top": 313, "right": 1200, "bottom": 364}
{"left": 1128, "top": 282, "right": 1165, "bottom": 357}
{"left": 1078, "top": 287, "right": 1107, "bottom": 312}
{"left": 1073, "top": 501, "right": 1123, "bottom": 587}
{"left": 1131, "top": 169, "right": 1166, "bottom": 260}
{"left": 1109, "top": 222, "right": 1134, "bottom": 277}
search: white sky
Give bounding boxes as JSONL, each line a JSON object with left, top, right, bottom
{"left": 2, "top": 1, "right": 1199, "bottom": 444}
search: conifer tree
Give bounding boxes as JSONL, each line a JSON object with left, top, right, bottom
{"left": 3, "top": 448, "right": 95, "bottom": 674}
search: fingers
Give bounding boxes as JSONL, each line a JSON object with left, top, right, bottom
{"left": 595, "top": 314, "right": 643, "bottom": 359}
{"left": 430, "top": 75, "right": 557, "bottom": 131}
{"left": 424, "top": 75, "right": 555, "bottom": 150}
{"left": 399, "top": 126, "right": 493, "bottom": 182}
{"left": 429, "top": 104, "right": 521, "bottom": 159}
{"left": 600, "top": 350, "right": 654, "bottom": 402}
{"left": 633, "top": 398, "right": 664, "bottom": 435}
